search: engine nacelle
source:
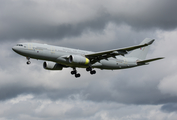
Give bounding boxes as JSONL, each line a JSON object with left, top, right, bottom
{"left": 43, "top": 61, "right": 63, "bottom": 70}
{"left": 69, "top": 55, "right": 90, "bottom": 65}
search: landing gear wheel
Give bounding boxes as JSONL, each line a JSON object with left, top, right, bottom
{"left": 75, "top": 73, "right": 81, "bottom": 78}
{"left": 27, "top": 61, "right": 31, "bottom": 65}
{"left": 71, "top": 71, "right": 77, "bottom": 75}
{"left": 90, "top": 70, "right": 96, "bottom": 75}
{"left": 86, "top": 67, "right": 92, "bottom": 71}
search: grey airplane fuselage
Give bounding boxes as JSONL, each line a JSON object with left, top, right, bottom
{"left": 12, "top": 43, "right": 138, "bottom": 70}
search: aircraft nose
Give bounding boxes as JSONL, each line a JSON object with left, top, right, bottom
{"left": 12, "top": 46, "right": 18, "bottom": 52}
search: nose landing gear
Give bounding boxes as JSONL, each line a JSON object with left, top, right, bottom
{"left": 26, "top": 57, "right": 31, "bottom": 65}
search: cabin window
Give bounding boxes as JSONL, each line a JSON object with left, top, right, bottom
{"left": 16, "top": 44, "right": 23, "bottom": 46}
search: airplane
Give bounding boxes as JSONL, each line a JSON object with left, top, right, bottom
{"left": 12, "top": 38, "right": 164, "bottom": 78}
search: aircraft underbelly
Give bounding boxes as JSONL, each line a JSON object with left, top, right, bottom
{"left": 99, "top": 59, "right": 137, "bottom": 70}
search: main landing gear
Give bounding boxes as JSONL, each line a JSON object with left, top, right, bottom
{"left": 86, "top": 67, "right": 96, "bottom": 75}
{"left": 71, "top": 68, "right": 81, "bottom": 78}
{"left": 71, "top": 67, "right": 96, "bottom": 78}
{"left": 26, "top": 57, "right": 31, "bottom": 65}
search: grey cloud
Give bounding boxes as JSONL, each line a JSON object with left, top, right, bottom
{"left": 0, "top": 15, "right": 108, "bottom": 41}
{"left": 161, "top": 103, "right": 177, "bottom": 113}
{"left": 0, "top": 0, "right": 177, "bottom": 41}
{"left": 1, "top": 0, "right": 177, "bottom": 119}
{"left": 106, "top": 0, "right": 177, "bottom": 30}
{"left": 0, "top": 62, "right": 175, "bottom": 105}
{"left": 0, "top": 83, "right": 81, "bottom": 101}
{"left": 79, "top": 68, "right": 177, "bottom": 105}
{"left": 0, "top": 0, "right": 108, "bottom": 41}
{"left": 0, "top": 96, "right": 164, "bottom": 120}
{"left": 54, "top": 24, "right": 156, "bottom": 53}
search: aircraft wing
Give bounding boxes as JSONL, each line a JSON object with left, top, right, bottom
{"left": 137, "top": 57, "right": 164, "bottom": 65}
{"left": 85, "top": 39, "right": 155, "bottom": 63}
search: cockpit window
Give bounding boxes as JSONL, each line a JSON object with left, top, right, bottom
{"left": 16, "top": 44, "right": 23, "bottom": 46}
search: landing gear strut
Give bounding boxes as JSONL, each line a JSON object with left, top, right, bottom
{"left": 86, "top": 67, "right": 96, "bottom": 75}
{"left": 71, "top": 68, "right": 81, "bottom": 78}
{"left": 26, "top": 57, "right": 31, "bottom": 65}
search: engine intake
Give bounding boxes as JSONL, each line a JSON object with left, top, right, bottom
{"left": 69, "top": 55, "right": 90, "bottom": 65}
{"left": 43, "top": 61, "right": 63, "bottom": 70}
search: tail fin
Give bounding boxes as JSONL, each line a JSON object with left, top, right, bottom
{"left": 126, "top": 38, "right": 154, "bottom": 60}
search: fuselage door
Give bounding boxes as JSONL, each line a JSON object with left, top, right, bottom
{"left": 28, "top": 44, "right": 33, "bottom": 50}
{"left": 51, "top": 47, "right": 55, "bottom": 54}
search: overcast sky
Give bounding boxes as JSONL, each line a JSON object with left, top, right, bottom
{"left": 1, "top": 0, "right": 177, "bottom": 120}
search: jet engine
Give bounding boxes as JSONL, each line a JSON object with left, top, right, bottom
{"left": 69, "top": 55, "right": 90, "bottom": 65}
{"left": 43, "top": 61, "right": 63, "bottom": 70}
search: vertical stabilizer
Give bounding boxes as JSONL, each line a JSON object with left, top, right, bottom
{"left": 126, "top": 38, "right": 154, "bottom": 60}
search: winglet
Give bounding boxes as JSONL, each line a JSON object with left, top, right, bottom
{"left": 147, "top": 39, "right": 155, "bottom": 45}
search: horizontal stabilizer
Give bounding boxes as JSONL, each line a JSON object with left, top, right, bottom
{"left": 137, "top": 57, "right": 164, "bottom": 65}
